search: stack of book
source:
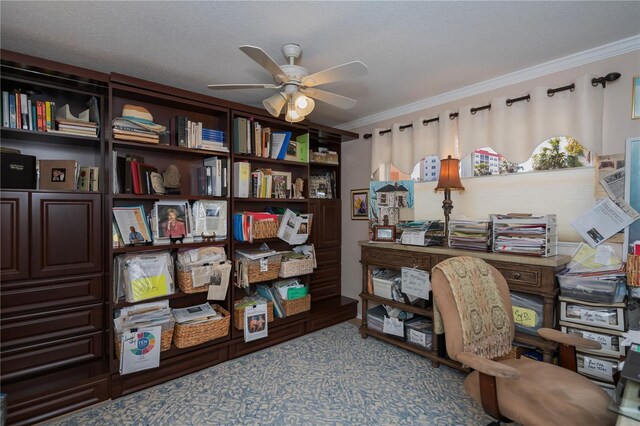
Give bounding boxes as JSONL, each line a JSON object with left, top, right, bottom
{"left": 175, "top": 116, "right": 228, "bottom": 152}
{"left": 197, "top": 156, "right": 228, "bottom": 197}
{"left": 54, "top": 118, "right": 98, "bottom": 137}
{"left": 198, "top": 127, "right": 226, "bottom": 151}
{"left": 112, "top": 117, "right": 159, "bottom": 144}
{"left": 448, "top": 219, "right": 491, "bottom": 251}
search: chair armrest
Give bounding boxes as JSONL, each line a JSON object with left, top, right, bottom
{"left": 456, "top": 352, "right": 520, "bottom": 379}
{"left": 537, "top": 328, "right": 602, "bottom": 350}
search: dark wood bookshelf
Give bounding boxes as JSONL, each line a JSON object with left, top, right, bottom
{"left": 111, "top": 139, "right": 230, "bottom": 156}
{"left": 112, "top": 239, "right": 229, "bottom": 254}
{"left": 233, "top": 153, "right": 309, "bottom": 167}
{"left": 1, "top": 127, "right": 101, "bottom": 148}
{"left": 112, "top": 193, "right": 229, "bottom": 201}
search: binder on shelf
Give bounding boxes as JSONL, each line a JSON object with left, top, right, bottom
{"left": 271, "top": 131, "right": 291, "bottom": 160}
{"left": 233, "top": 161, "right": 250, "bottom": 198}
{"left": 234, "top": 117, "right": 248, "bottom": 154}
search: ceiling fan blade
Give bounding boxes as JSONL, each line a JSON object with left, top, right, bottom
{"left": 207, "top": 83, "right": 282, "bottom": 90}
{"left": 301, "top": 61, "right": 367, "bottom": 87}
{"left": 301, "top": 88, "right": 357, "bottom": 109}
{"left": 239, "top": 45, "right": 289, "bottom": 83}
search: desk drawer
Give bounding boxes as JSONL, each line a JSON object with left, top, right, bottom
{"left": 363, "top": 247, "right": 431, "bottom": 269}
{"left": 491, "top": 264, "right": 541, "bottom": 288}
{"left": 1, "top": 304, "right": 103, "bottom": 349}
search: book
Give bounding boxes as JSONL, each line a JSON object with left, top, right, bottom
{"left": 233, "top": 161, "right": 250, "bottom": 198}
{"left": 113, "top": 133, "right": 159, "bottom": 144}
{"left": 78, "top": 166, "right": 90, "bottom": 191}
{"left": 233, "top": 117, "right": 247, "bottom": 154}
{"left": 89, "top": 166, "right": 99, "bottom": 191}
{"left": 271, "top": 131, "right": 291, "bottom": 160}
{"left": 19, "top": 93, "right": 29, "bottom": 130}
{"left": 1, "top": 153, "right": 36, "bottom": 189}
{"left": 296, "top": 133, "right": 309, "bottom": 163}
{"left": 8, "top": 92, "right": 16, "bottom": 128}
{"left": 1, "top": 91, "right": 8, "bottom": 127}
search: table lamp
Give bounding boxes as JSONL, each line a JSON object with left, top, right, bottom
{"left": 435, "top": 155, "right": 464, "bottom": 244}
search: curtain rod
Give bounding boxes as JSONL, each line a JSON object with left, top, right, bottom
{"left": 362, "top": 72, "right": 620, "bottom": 139}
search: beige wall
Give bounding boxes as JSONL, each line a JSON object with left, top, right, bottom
{"left": 341, "top": 50, "right": 640, "bottom": 313}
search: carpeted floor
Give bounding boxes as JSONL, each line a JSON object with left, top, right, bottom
{"left": 47, "top": 322, "right": 492, "bottom": 425}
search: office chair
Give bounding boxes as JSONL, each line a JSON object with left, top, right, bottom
{"left": 431, "top": 256, "right": 616, "bottom": 425}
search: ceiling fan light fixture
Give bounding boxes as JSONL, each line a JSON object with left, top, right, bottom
{"left": 292, "top": 92, "right": 315, "bottom": 115}
{"left": 285, "top": 105, "right": 305, "bottom": 123}
{"left": 263, "top": 92, "right": 288, "bottom": 117}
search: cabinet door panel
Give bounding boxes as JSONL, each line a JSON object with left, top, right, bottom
{"left": 311, "top": 199, "right": 341, "bottom": 248}
{"left": 0, "top": 192, "right": 29, "bottom": 281}
{"left": 31, "top": 193, "right": 102, "bottom": 278}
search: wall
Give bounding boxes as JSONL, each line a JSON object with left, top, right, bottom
{"left": 341, "top": 50, "right": 640, "bottom": 313}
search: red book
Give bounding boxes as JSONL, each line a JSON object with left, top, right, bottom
{"left": 14, "top": 91, "right": 21, "bottom": 129}
{"left": 36, "top": 101, "right": 45, "bottom": 131}
{"left": 130, "top": 161, "right": 142, "bottom": 194}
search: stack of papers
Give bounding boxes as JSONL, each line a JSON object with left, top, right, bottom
{"left": 172, "top": 303, "right": 221, "bottom": 324}
{"left": 235, "top": 247, "right": 277, "bottom": 260}
{"left": 114, "top": 300, "right": 174, "bottom": 334}
{"left": 448, "top": 219, "right": 490, "bottom": 251}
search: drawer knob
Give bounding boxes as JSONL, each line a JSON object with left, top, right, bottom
{"left": 512, "top": 272, "right": 521, "bottom": 279}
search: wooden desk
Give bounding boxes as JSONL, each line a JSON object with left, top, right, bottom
{"left": 359, "top": 241, "right": 571, "bottom": 364}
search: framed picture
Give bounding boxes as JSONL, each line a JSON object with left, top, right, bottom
{"left": 351, "top": 189, "right": 369, "bottom": 220}
{"left": 112, "top": 205, "right": 152, "bottom": 245}
{"left": 271, "top": 171, "right": 292, "bottom": 199}
{"left": 624, "top": 137, "right": 640, "bottom": 261}
{"left": 155, "top": 200, "right": 191, "bottom": 239}
{"left": 372, "top": 225, "right": 396, "bottom": 242}
{"left": 634, "top": 76, "right": 640, "bottom": 119}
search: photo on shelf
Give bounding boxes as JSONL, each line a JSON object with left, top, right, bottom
{"left": 155, "top": 200, "right": 191, "bottom": 239}
{"left": 271, "top": 171, "right": 291, "bottom": 198}
{"left": 112, "top": 205, "right": 152, "bottom": 245}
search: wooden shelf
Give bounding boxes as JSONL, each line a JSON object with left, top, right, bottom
{"left": 113, "top": 291, "right": 189, "bottom": 308}
{"left": 310, "top": 162, "right": 340, "bottom": 167}
{"left": 112, "top": 139, "right": 230, "bottom": 157}
{"left": 112, "top": 239, "right": 228, "bottom": 254}
{"left": 2, "top": 127, "right": 101, "bottom": 148}
{"left": 233, "top": 154, "right": 309, "bottom": 167}
{"left": 112, "top": 193, "right": 228, "bottom": 201}
{"left": 360, "top": 292, "right": 433, "bottom": 317}
{"left": 234, "top": 197, "right": 308, "bottom": 203}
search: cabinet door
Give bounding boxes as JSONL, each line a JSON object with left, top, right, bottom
{"left": 311, "top": 199, "right": 341, "bottom": 248}
{"left": 0, "top": 192, "right": 29, "bottom": 281}
{"left": 31, "top": 193, "right": 102, "bottom": 278}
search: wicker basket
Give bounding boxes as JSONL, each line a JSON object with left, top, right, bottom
{"left": 252, "top": 219, "right": 279, "bottom": 240}
{"left": 115, "top": 321, "right": 175, "bottom": 359}
{"left": 176, "top": 261, "right": 231, "bottom": 296}
{"left": 172, "top": 305, "right": 230, "bottom": 348}
{"left": 241, "top": 254, "right": 282, "bottom": 284}
{"left": 282, "top": 294, "right": 311, "bottom": 317}
{"left": 628, "top": 255, "right": 640, "bottom": 287}
{"left": 279, "top": 257, "right": 314, "bottom": 278}
{"left": 234, "top": 301, "right": 274, "bottom": 330}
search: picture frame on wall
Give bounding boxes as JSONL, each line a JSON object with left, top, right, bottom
{"left": 633, "top": 76, "right": 640, "bottom": 120}
{"left": 351, "top": 189, "right": 369, "bottom": 220}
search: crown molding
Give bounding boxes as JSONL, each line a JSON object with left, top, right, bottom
{"left": 337, "top": 35, "right": 640, "bottom": 132}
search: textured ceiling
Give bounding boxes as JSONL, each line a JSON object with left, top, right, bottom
{"left": 2, "top": 1, "right": 639, "bottom": 127}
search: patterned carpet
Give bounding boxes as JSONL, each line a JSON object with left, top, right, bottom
{"left": 48, "top": 322, "right": 492, "bottom": 425}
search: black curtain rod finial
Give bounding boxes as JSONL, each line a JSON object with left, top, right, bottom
{"left": 592, "top": 72, "right": 621, "bottom": 88}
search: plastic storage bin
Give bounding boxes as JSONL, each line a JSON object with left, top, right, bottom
{"left": 560, "top": 322, "right": 625, "bottom": 358}
{"left": 557, "top": 272, "right": 624, "bottom": 304}
{"left": 404, "top": 316, "right": 433, "bottom": 350}
{"left": 511, "top": 291, "right": 544, "bottom": 336}
{"left": 559, "top": 297, "right": 626, "bottom": 331}
{"left": 372, "top": 269, "right": 401, "bottom": 300}
{"left": 367, "top": 305, "right": 387, "bottom": 333}
{"left": 576, "top": 351, "right": 620, "bottom": 383}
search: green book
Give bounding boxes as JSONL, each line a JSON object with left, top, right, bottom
{"left": 287, "top": 286, "right": 308, "bottom": 300}
{"left": 296, "top": 133, "right": 309, "bottom": 163}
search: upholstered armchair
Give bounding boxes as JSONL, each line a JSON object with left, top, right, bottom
{"left": 431, "top": 256, "right": 616, "bottom": 426}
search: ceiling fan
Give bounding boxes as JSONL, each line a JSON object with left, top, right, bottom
{"left": 207, "top": 43, "right": 367, "bottom": 123}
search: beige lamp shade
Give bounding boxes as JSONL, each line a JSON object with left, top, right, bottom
{"left": 435, "top": 155, "right": 465, "bottom": 191}
{"left": 263, "top": 92, "right": 288, "bottom": 117}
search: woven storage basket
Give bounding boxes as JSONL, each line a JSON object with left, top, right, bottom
{"left": 252, "top": 219, "right": 279, "bottom": 240}
{"left": 115, "top": 321, "right": 175, "bottom": 359}
{"left": 176, "top": 261, "right": 231, "bottom": 295}
{"left": 628, "top": 255, "right": 640, "bottom": 287}
{"left": 173, "top": 305, "right": 230, "bottom": 348}
{"left": 234, "top": 301, "right": 274, "bottom": 330}
{"left": 279, "top": 257, "right": 314, "bottom": 278}
{"left": 282, "top": 294, "right": 311, "bottom": 317}
{"left": 243, "top": 254, "right": 282, "bottom": 284}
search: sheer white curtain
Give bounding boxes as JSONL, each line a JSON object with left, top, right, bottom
{"left": 370, "top": 112, "right": 457, "bottom": 179}
{"left": 457, "top": 74, "right": 604, "bottom": 163}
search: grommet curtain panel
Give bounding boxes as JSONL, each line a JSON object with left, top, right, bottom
{"left": 370, "top": 74, "right": 604, "bottom": 177}
{"left": 370, "top": 111, "right": 457, "bottom": 177}
{"left": 458, "top": 74, "right": 604, "bottom": 163}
